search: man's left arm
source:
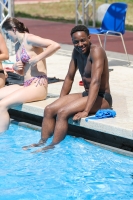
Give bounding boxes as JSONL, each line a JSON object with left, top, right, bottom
{"left": 73, "top": 46, "right": 105, "bottom": 120}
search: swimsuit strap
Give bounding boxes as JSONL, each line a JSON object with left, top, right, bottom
{"left": 16, "top": 52, "right": 19, "bottom": 62}
{"left": 0, "top": 70, "right": 4, "bottom": 74}
{"left": 16, "top": 33, "right": 30, "bottom": 63}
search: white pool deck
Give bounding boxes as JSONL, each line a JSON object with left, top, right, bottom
{"left": 9, "top": 45, "right": 133, "bottom": 144}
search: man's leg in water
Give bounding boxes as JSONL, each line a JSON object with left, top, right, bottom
{"left": 22, "top": 93, "right": 83, "bottom": 150}
{"left": 32, "top": 95, "right": 89, "bottom": 153}
{"left": 32, "top": 94, "right": 110, "bottom": 153}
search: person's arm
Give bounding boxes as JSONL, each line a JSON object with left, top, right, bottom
{"left": 73, "top": 46, "right": 105, "bottom": 120}
{"left": 27, "top": 34, "right": 60, "bottom": 67}
{"left": 12, "top": 42, "right": 24, "bottom": 75}
{"left": 60, "top": 56, "right": 77, "bottom": 97}
{"left": 0, "top": 33, "right": 9, "bottom": 61}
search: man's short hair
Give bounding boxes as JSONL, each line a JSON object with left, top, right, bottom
{"left": 70, "top": 25, "right": 90, "bottom": 37}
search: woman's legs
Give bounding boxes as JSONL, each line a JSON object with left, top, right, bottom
{"left": 0, "top": 84, "right": 23, "bottom": 99}
{"left": 0, "top": 84, "right": 47, "bottom": 133}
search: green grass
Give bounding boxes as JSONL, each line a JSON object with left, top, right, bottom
{"left": 15, "top": 1, "right": 76, "bottom": 22}
{"left": 14, "top": 0, "right": 133, "bottom": 30}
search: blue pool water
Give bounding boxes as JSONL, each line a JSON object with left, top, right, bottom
{"left": 0, "top": 124, "right": 133, "bottom": 200}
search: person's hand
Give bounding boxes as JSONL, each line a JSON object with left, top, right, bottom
{"left": 73, "top": 111, "right": 88, "bottom": 121}
{"left": 13, "top": 61, "right": 24, "bottom": 71}
{"left": 28, "top": 56, "right": 39, "bottom": 67}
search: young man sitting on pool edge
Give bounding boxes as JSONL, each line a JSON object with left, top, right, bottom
{"left": 23, "top": 25, "right": 112, "bottom": 152}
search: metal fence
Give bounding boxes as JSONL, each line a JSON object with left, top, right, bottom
{"left": 0, "top": 0, "right": 15, "bottom": 55}
{"left": 75, "top": 0, "right": 96, "bottom": 27}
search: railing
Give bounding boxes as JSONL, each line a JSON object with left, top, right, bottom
{"left": 0, "top": 0, "right": 14, "bottom": 55}
{"left": 75, "top": 0, "right": 96, "bottom": 27}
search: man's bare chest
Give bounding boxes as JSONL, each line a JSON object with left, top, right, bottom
{"left": 83, "top": 61, "right": 92, "bottom": 78}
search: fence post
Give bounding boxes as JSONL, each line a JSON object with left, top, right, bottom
{"left": 75, "top": 0, "right": 96, "bottom": 27}
{"left": 0, "top": 0, "right": 15, "bottom": 56}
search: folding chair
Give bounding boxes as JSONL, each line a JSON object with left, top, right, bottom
{"left": 89, "top": 2, "right": 130, "bottom": 64}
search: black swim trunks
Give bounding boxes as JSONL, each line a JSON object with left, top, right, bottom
{"left": 82, "top": 91, "right": 112, "bottom": 107}
{"left": 0, "top": 70, "right": 4, "bottom": 74}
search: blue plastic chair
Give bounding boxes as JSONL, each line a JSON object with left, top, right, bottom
{"left": 89, "top": 2, "right": 129, "bottom": 63}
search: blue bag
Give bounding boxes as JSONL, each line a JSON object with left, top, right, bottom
{"left": 85, "top": 109, "right": 116, "bottom": 122}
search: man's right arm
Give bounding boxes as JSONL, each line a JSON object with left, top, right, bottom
{"left": 60, "top": 57, "right": 77, "bottom": 97}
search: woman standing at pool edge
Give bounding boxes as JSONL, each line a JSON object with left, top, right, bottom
{"left": 0, "top": 32, "right": 9, "bottom": 88}
{"left": 0, "top": 17, "right": 60, "bottom": 133}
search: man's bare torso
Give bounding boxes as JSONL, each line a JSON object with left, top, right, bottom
{"left": 73, "top": 44, "right": 110, "bottom": 94}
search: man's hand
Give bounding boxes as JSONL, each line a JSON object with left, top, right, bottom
{"left": 73, "top": 111, "right": 88, "bottom": 121}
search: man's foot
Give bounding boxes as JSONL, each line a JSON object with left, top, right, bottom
{"left": 22, "top": 139, "right": 46, "bottom": 150}
{"left": 31, "top": 144, "right": 55, "bottom": 154}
